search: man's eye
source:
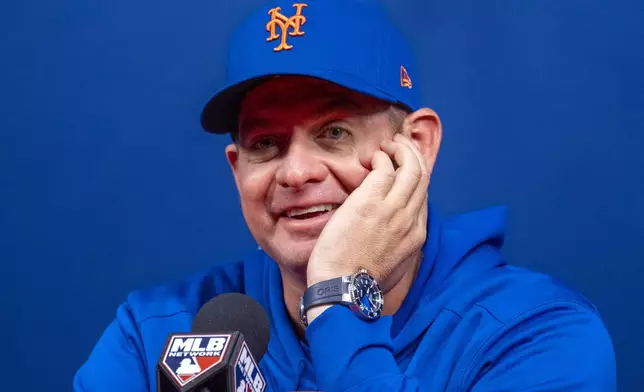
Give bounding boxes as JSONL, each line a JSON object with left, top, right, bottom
{"left": 320, "top": 126, "right": 349, "bottom": 141}
{"left": 250, "top": 137, "right": 277, "bottom": 150}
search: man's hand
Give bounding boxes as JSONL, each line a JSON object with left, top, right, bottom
{"left": 306, "top": 133, "right": 430, "bottom": 292}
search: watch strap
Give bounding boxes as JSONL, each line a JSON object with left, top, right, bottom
{"left": 302, "top": 277, "right": 349, "bottom": 312}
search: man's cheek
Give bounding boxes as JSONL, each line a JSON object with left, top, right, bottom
{"left": 324, "top": 139, "right": 383, "bottom": 190}
{"left": 326, "top": 157, "right": 370, "bottom": 192}
{"left": 356, "top": 137, "right": 389, "bottom": 166}
{"left": 238, "top": 169, "right": 273, "bottom": 202}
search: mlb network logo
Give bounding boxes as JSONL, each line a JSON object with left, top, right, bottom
{"left": 234, "top": 341, "right": 266, "bottom": 392}
{"left": 161, "top": 334, "right": 231, "bottom": 386}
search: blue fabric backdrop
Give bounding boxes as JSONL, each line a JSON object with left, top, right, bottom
{"left": 1, "top": 0, "right": 642, "bottom": 390}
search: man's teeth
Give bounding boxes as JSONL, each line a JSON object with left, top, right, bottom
{"left": 286, "top": 204, "right": 339, "bottom": 218}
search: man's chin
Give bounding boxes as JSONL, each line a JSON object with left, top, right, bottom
{"left": 263, "top": 237, "right": 318, "bottom": 272}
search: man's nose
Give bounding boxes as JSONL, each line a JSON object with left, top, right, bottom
{"left": 275, "top": 139, "right": 329, "bottom": 189}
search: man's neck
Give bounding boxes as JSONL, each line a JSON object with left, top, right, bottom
{"left": 281, "top": 250, "right": 423, "bottom": 340}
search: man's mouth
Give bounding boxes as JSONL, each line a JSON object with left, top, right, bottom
{"left": 283, "top": 204, "right": 341, "bottom": 220}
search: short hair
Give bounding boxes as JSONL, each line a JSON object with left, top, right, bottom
{"left": 387, "top": 104, "right": 410, "bottom": 134}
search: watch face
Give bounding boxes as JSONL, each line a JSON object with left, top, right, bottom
{"left": 349, "top": 271, "right": 383, "bottom": 319}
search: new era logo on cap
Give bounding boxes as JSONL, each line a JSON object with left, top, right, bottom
{"left": 161, "top": 334, "right": 232, "bottom": 387}
{"left": 401, "top": 65, "right": 412, "bottom": 88}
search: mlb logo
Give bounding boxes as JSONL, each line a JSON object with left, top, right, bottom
{"left": 234, "top": 341, "right": 266, "bottom": 392}
{"left": 161, "top": 334, "right": 231, "bottom": 387}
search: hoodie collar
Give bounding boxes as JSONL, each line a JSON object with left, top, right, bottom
{"left": 390, "top": 204, "right": 509, "bottom": 351}
{"left": 261, "top": 255, "right": 309, "bottom": 390}
{"left": 390, "top": 202, "right": 442, "bottom": 337}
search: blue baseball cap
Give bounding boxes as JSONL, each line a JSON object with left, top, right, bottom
{"left": 201, "top": 0, "right": 421, "bottom": 134}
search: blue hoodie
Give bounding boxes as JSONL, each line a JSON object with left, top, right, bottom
{"left": 73, "top": 206, "right": 616, "bottom": 391}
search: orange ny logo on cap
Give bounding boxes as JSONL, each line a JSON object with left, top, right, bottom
{"left": 400, "top": 66, "right": 412, "bottom": 88}
{"left": 266, "top": 3, "right": 308, "bottom": 52}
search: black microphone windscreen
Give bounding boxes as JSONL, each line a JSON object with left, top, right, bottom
{"left": 192, "top": 293, "right": 270, "bottom": 362}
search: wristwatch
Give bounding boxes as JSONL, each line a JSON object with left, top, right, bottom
{"left": 299, "top": 269, "right": 384, "bottom": 326}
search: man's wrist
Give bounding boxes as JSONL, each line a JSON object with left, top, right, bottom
{"left": 305, "top": 304, "right": 333, "bottom": 324}
{"left": 304, "top": 267, "right": 383, "bottom": 325}
{"left": 306, "top": 265, "right": 355, "bottom": 287}
{"left": 302, "top": 272, "right": 346, "bottom": 325}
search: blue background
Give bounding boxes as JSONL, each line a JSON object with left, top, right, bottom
{"left": 1, "top": 0, "right": 642, "bottom": 390}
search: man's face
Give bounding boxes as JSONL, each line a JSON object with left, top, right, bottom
{"left": 226, "top": 76, "right": 401, "bottom": 274}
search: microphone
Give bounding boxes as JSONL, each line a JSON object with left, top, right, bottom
{"left": 156, "top": 293, "right": 271, "bottom": 392}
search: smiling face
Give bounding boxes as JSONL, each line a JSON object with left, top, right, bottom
{"left": 225, "top": 76, "right": 405, "bottom": 274}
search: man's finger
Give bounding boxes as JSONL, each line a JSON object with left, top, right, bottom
{"left": 394, "top": 134, "right": 428, "bottom": 175}
{"left": 379, "top": 140, "right": 423, "bottom": 205}
{"left": 394, "top": 136, "right": 431, "bottom": 210}
{"left": 353, "top": 150, "right": 396, "bottom": 199}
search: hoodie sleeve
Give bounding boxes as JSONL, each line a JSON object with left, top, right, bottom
{"left": 73, "top": 302, "right": 149, "bottom": 392}
{"left": 306, "top": 305, "right": 422, "bottom": 392}
{"left": 306, "top": 304, "right": 616, "bottom": 392}
{"left": 466, "top": 304, "right": 617, "bottom": 392}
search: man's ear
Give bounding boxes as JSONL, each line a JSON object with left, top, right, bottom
{"left": 402, "top": 108, "right": 442, "bottom": 174}
{"left": 225, "top": 143, "right": 241, "bottom": 190}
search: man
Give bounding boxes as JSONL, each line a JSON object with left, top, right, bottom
{"left": 74, "top": 0, "right": 616, "bottom": 391}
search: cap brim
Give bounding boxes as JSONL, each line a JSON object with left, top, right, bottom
{"left": 200, "top": 70, "right": 408, "bottom": 134}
